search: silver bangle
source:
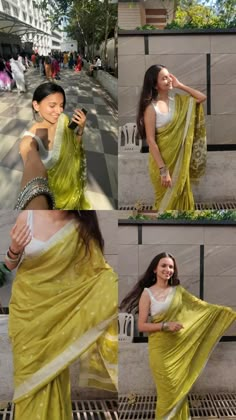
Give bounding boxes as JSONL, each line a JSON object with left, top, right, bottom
{"left": 162, "top": 321, "right": 169, "bottom": 331}
{"left": 14, "top": 177, "right": 55, "bottom": 210}
{"left": 159, "top": 166, "right": 168, "bottom": 177}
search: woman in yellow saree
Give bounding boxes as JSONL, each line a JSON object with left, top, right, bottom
{"left": 16, "top": 82, "right": 91, "bottom": 210}
{"left": 137, "top": 65, "right": 207, "bottom": 211}
{"left": 5, "top": 210, "right": 117, "bottom": 420}
{"left": 120, "top": 252, "right": 236, "bottom": 420}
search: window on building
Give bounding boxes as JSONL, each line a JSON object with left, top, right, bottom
{"left": 23, "top": 12, "right": 27, "bottom": 21}
{"left": 12, "top": 6, "right": 19, "bottom": 17}
{"left": 29, "top": 16, "right": 32, "bottom": 24}
{"left": 2, "top": 0, "right": 11, "bottom": 14}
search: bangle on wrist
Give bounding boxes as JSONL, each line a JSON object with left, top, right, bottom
{"left": 9, "top": 246, "right": 20, "bottom": 256}
{"left": 5, "top": 251, "right": 20, "bottom": 263}
{"left": 162, "top": 321, "right": 169, "bottom": 331}
{"left": 159, "top": 166, "right": 168, "bottom": 177}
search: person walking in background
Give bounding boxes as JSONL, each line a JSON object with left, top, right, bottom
{"left": 68, "top": 52, "right": 74, "bottom": 70}
{"left": 9, "top": 54, "right": 26, "bottom": 93}
{"left": 75, "top": 54, "right": 82, "bottom": 72}
{"left": 120, "top": 252, "right": 236, "bottom": 419}
{"left": 63, "top": 52, "right": 68, "bottom": 69}
{"left": 44, "top": 55, "right": 52, "bottom": 81}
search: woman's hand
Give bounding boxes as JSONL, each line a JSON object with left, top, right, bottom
{"left": 161, "top": 171, "right": 172, "bottom": 188}
{"left": 10, "top": 223, "right": 32, "bottom": 255}
{"left": 71, "top": 109, "right": 87, "bottom": 130}
{"left": 169, "top": 73, "right": 181, "bottom": 89}
{"left": 166, "top": 322, "right": 183, "bottom": 332}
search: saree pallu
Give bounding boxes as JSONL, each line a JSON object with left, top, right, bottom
{"left": 149, "top": 286, "right": 236, "bottom": 419}
{"left": 9, "top": 222, "right": 118, "bottom": 420}
{"left": 149, "top": 94, "right": 207, "bottom": 211}
{"left": 46, "top": 113, "right": 91, "bottom": 210}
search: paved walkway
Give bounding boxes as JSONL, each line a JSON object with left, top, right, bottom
{"left": 0, "top": 67, "right": 117, "bottom": 209}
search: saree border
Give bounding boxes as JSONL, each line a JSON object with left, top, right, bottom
{"left": 44, "top": 112, "right": 65, "bottom": 170}
{"left": 13, "top": 314, "right": 117, "bottom": 402}
{"left": 158, "top": 97, "right": 194, "bottom": 212}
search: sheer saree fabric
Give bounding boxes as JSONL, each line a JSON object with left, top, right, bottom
{"left": 46, "top": 113, "right": 91, "bottom": 210}
{"left": 148, "top": 285, "right": 236, "bottom": 420}
{"left": 149, "top": 94, "right": 207, "bottom": 211}
{"left": 9, "top": 221, "right": 117, "bottom": 420}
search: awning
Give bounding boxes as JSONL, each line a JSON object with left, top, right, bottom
{"left": 0, "top": 11, "right": 49, "bottom": 38}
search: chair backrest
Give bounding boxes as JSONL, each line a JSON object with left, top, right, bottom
{"left": 0, "top": 315, "right": 14, "bottom": 403}
{"left": 118, "top": 123, "right": 141, "bottom": 153}
{"left": 118, "top": 312, "right": 134, "bottom": 342}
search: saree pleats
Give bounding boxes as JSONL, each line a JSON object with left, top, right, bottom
{"left": 149, "top": 286, "right": 236, "bottom": 419}
{"left": 47, "top": 113, "right": 91, "bottom": 210}
{"left": 149, "top": 94, "right": 206, "bottom": 211}
{"left": 14, "top": 368, "right": 71, "bottom": 420}
{"left": 9, "top": 224, "right": 118, "bottom": 419}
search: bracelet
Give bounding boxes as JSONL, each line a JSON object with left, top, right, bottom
{"left": 162, "top": 321, "right": 169, "bottom": 331}
{"left": 5, "top": 251, "right": 20, "bottom": 263}
{"left": 14, "top": 177, "right": 55, "bottom": 210}
{"left": 9, "top": 246, "right": 20, "bottom": 256}
{"left": 159, "top": 166, "right": 168, "bottom": 177}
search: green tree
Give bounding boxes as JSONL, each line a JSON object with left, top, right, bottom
{"left": 166, "top": 0, "right": 236, "bottom": 28}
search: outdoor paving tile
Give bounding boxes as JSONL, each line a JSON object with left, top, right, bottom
{"left": 83, "top": 128, "right": 104, "bottom": 154}
{"left": 76, "top": 95, "right": 94, "bottom": 103}
{"left": 0, "top": 119, "right": 29, "bottom": 136}
{"left": 1, "top": 139, "right": 23, "bottom": 172}
{"left": 0, "top": 135, "right": 18, "bottom": 160}
{"left": 0, "top": 166, "right": 21, "bottom": 209}
{"left": 95, "top": 105, "right": 113, "bottom": 116}
{"left": 93, "top": 97, "right": 107, "bottom": 105}
{"left": 86, "top": 113, "right": 99, "bottom": 129}
{"left": 100, "top": 130, "right": 118, "bottom": 155}
{"left": 97, "top": 115, "right": 117, "bottom": 134}
{"left": 86, "top": 151, "right": 112, "bottom": 197}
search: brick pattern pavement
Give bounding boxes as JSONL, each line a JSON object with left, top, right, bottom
{"left": 0, "top": 67, "right": 117, "bottom": 209}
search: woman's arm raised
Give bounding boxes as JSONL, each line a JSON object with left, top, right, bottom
{"left": 170, "top": 73, "right": 206, "bottom": 103}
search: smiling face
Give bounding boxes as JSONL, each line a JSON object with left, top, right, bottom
{"left": 157, "top": 67, "right": 172, "bottom": 92}
{"left": 154, "top": 257, "right": 174, "bottom": 283}
{"left": 32, "top": 92, "right": 64, "bottom": 124}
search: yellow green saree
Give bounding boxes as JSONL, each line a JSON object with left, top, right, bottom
{"left": 44, "top": 113, "right": 91, "bottom": 210}
{"left": 148, "top": 285, "right": 236, "bottom": 419}
{"left": 149, "top": 94, "right": 207, "bottom": 211}
{"left": 8, "top": 221, "right": 117, "bottom": 420}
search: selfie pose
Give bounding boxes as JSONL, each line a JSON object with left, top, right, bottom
{"left": 137, "top": 65, "right": 207, "bottom": 211}
{"left": 16, "top": 82, "right": 91, "bottom": 210}
{"left": 120, "top": 252, "right": 236, "bottom": 419}
{"left": 5, "top": 210, "right": 118, "bottom": 420}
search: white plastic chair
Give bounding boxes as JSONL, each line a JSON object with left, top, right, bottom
{"left": 118, "top": 312, "right": 134, "bottom": 343}
{"left": 118, "top": 123, "right": 141, "bottom": 153}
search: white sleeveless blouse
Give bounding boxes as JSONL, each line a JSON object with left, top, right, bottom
{"left": 144, "top": 287, "right": 176, "bottom": 316}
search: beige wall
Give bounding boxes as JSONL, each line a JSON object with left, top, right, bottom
{"left": 118, "top": 221, "right": 236, "bottom": 392}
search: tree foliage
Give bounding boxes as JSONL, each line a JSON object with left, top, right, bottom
{"left": 166, "top": 0, "right": 236, "bottom": 29}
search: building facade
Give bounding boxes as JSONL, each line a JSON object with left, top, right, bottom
{"left": 0, "top": 0, "right": 63, "bottom": 57}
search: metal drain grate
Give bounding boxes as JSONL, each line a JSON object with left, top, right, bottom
{"left": 72, "top": 400, "right": 118, "bottom": 419}
{"left": 0, "top": 403, "right": 14, "bottom": 420}
{"left": 119, "top": 203, "right": 236, "bottom": 211}
{"left": 0, "top": 400, "right": 118, "bottom": 420}
{"left": 118, "top": 394, "right": 236, "bottom": 419}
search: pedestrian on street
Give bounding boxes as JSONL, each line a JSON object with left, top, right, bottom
{"left": 9, "top": 54, "right": 26, "bottom": 93}
{"left": 15, "top": 82, "right": 91, "bottom": 210}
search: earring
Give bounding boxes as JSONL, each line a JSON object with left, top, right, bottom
{"left": 34, "top": 110, "right": 44, "bottom": 122}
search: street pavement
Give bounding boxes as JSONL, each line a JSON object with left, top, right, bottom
{"left": 0, "top": 66, "right": 118, "bottom": 209}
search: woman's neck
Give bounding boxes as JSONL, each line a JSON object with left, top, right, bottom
{"left": 157, "top": 91, "right": 169, "bottom": 101}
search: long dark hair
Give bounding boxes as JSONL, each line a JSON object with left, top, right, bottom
{"left": 136, "top": 64, "right": 166, "bottom": 140}
{"left": 72, "top": 211, "right": 104, "bottom": 255}
{"left": 32, "top": 82, "right": 66, "bottom": 118}
{"left": 120, "top": 252, "right": 180, "bottom": 313}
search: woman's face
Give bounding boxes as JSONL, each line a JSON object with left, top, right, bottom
{"left": 154, "top": 257, "right": 174, "bottom": 282}
{"left": 157, "top": 68, "right": 172, "bottom": 92}
{"left": 33, "top": 92, "right": 64, "bottom": 124}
